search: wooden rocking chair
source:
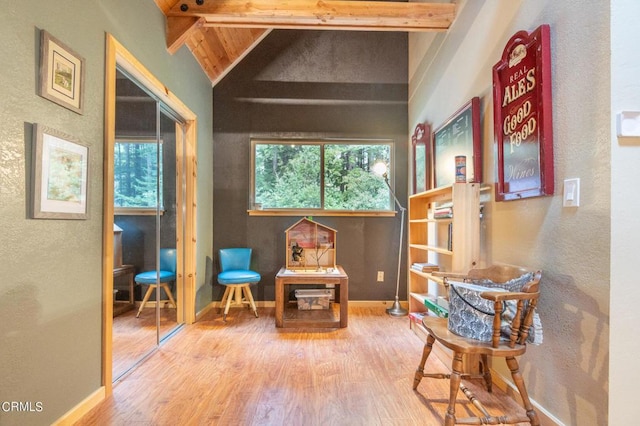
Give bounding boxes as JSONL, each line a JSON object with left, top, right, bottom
{"left": 413, "top": 265, "right": 542, "bottom": 425}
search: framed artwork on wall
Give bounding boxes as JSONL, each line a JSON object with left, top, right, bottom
{"left": 412, "top": 122, "right": 430, "bottom": 194}
{"left": 31, "top": 124, "right": 89, "bottom": 219}
{"left": 493, "top": 24, "right": 554, "bottom": 201}
{"left": 431, "top": 97, "right": 482, "bottom": 188}
{"left": 38, "top": 30, "right": 85, "bottom": 114}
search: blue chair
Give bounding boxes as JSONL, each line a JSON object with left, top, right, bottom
{"left": 217, "top": 248, "right": 260, "bottom": 322}
{"left": 135, "top": 248, "right": 178, "bottom": 318}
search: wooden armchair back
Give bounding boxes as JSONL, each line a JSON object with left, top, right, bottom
{"left": 440, "top": 265, "right": 541, "bottom": 348}
{"left": 479, "top": 270, "right": 541, "bottom": 348}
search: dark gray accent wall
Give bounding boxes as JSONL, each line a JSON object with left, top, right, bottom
{"left": 213, "top": 30, "right": 408, "bottom": 301}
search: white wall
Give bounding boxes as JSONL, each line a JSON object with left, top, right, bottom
{"left": 409, "top": 1, "right": 610, "bottom": 424}
{"left": 609, "top": 1, "right": 640, "bottom": 423}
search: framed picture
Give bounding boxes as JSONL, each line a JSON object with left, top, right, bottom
{"left": 411, "top": 122, "right": 430, "bottom": 193}
{"left": 431, "top": 97, "right": 482, "bottom": 188}
{"left": 493, "top": 25, "right": 554, "bottom": 201}
{"left": 38, "top": 30, "right": 85, "bottom": 114}
{"left": 31, "top": 124, "right": 89, "bottom": 219}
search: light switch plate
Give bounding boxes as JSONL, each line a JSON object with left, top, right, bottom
{"left": 617, "top": 111, "right": 640, "bottom": 137}
{"left": 563, "top": 178, "right": 580, "bottom": 207}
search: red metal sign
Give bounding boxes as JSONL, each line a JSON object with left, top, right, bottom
{"left": 493, "top": 24, "right": 554, "bottom": 201}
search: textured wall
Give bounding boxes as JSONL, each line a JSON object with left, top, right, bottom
{"left": 213, "top": 30, "right": 408, "bottom": 302}
{"left": 409, "top": 1, "right": 610, "bottom": 424}
{"left": 0, "top": 1, "right": 213, "bottom": 424}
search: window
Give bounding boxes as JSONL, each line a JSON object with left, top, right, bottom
{"left": 114, "top": 139, "right": 163, "bottom": 213}
{"left": 252, "top": 140, "right": 393, "bottom": 212}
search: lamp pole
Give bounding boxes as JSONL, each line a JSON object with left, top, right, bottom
{"left": 382, "top": 173, "right": 408, "bottom": 317}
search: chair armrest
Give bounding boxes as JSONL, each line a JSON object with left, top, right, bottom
{"left": 480, "top": 290, "right": 540, "bottom": 302}
{"left": 432, "top": 271, "right": 469, "bottom": 280}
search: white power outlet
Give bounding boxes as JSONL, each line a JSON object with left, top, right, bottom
{"left": 377, "top": 271, "right": 384, "bottom": 282}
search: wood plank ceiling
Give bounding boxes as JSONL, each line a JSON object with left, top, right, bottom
{"left": 154, "top": 0, "right": 456, "bottom": 86}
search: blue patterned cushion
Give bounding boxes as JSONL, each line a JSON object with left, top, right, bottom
{"left": 448, "top": 274, "right": 543, "bottom": 345}
{"left": 448, "top": 282, "right": 507, "bottom": 342}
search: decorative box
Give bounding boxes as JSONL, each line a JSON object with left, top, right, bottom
{"left": 285, "top": 217, "right": 337, "bottom": 271}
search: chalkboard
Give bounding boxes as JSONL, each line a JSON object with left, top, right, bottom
{"left": 431, "top": 97, "right": 482, "bottom": 188}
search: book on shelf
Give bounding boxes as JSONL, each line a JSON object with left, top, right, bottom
{"left": 411, "top": 262, "right": 440, "bottom": 273}
{"left": 447, "top": 223, "right": 453, "bottom": 251}
{"left": 433, "top": 208, "right": 453, "bottom": 219}
{"left": 436, "top": 296, "right": 449, "bottom": 310}
{"left": 409, "top": 311, "right": 426, "bottom": 324}
{"left": 424, "top": 297, "right": 449, "bottom": 318}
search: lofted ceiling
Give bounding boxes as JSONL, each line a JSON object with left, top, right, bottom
{"left": 154, "top": 0, "right": 456, "bottom": 86}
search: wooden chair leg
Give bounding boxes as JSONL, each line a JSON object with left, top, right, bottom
{"left": 219, "top": 286, "right": 231, "bottom": 311}
{"left": 242, "top": 285, "right": 258, "bottom": 317}
{"left": 506, "top": 356, "right": 540, "bottom": 426}
{"left": 161, "top": 283, "right": 177, "bottom": 308}
{"left": 233, "top": 285, "right": 243, "bottom": 305}
{"left": 481, "top": 354, "right": 493, "bottom": 393}
{"left": 136, "top": 285, "right": 155, "bottom": 318}
{"left": 413, "top": 334, "right": 436, "bottom": 390}
{"left": 445, "top": 352, "right": 464, "bottom": 426}
{"left": 223, "top": 287, "right": 236, "bottom": 322}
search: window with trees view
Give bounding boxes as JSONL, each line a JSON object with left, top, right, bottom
{"left": 114, "top": 139, "right": 163, "bottom": 211}
{"left": 252, "top": 140, "right": 393, "bottom": 211}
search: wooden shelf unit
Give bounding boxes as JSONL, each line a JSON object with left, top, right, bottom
{"left": 407, "top": 183, "right": 481, "bottom": 333}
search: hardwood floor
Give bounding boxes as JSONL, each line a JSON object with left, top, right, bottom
{"left": 79, "top": 306, "right": 529, "bottom": 425}
{"left": 112, "top": 307, "right": 178, "bottom": 379}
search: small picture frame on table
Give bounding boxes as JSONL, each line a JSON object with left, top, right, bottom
{"left": 431, "top": 97, "right": 482, "bottom": 188}
{"left": 31, "top": 124, "right": 89, "bottom": 219}
{"left": 38, "top": 30, "right": 85, "bottom": 115}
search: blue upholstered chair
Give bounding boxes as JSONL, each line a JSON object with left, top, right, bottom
{"left": 134, "top": 248, "right": 178, "bottom": 318}
{"left": 217, "top": 248, "right": 260, "bottom": 322}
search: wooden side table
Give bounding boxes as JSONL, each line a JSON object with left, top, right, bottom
{"left": 275, "top": 265, "right": 348, "bottom": 328}
{"left": 113, "top": 264, "right": 135, "bottom": 316}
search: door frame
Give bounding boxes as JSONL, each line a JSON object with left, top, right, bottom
{"left": 102, "top": 33, "right": 198, "bottom": 393}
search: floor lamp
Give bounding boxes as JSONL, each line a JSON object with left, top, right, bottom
{"left": 374, "top": 163, "right": 408, "bottom": 317}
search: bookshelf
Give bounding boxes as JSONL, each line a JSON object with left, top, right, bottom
{"left": 407, "top": 183, "right": 480, "bottom": 336}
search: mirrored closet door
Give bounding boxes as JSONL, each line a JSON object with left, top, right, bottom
{"left": 111, "top": 69, "right": 185, "bottom": 380}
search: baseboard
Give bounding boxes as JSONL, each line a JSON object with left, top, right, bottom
{"left": 51, "top": 386, "right": 105, "bottom": 426}
{"left": 490, "top": 369, "right": 565, "bottom": 425}
{"left": 195, "top": 301, "right": 216, "bottom": 321}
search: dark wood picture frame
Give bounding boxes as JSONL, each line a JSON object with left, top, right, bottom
{"left": 431, "top": 97, "right": 482, "bottom": 188}
{"left": 412, "top": 122, "right": 430, "bottom": 194}
{"left": 493, "top": 24, "right": 554, "bottom": 201}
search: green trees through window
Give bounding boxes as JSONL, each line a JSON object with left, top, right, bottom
{"left": 253, "top": 141, "right": 392, "bottom": 211}
{"left": 114, "top": 140, "right": 163, "bottom": 209}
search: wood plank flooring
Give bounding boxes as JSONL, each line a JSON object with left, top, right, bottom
{"left": 78, "top": 306, "right": 529, "bottom": 425}
{"left": 112, "top": 307, "right": 178, "bottom": 379}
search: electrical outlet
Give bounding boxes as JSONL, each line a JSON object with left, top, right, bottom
{"left": 377, "top": 271, "right": 384, "bottom": 282}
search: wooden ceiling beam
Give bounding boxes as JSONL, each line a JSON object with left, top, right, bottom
{"left": 167, "top": 16, "right": 205, "bottom": 54}
{"left": 167, "top": 1, "right": 456, "bottom": 32}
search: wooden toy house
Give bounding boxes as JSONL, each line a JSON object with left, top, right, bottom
{"left": 285, "top": 218, "right": 337, "bottom": 271}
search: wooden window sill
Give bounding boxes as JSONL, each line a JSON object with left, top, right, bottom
{"left": 247, "top": 209, "right": 397, "bottom": 217}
